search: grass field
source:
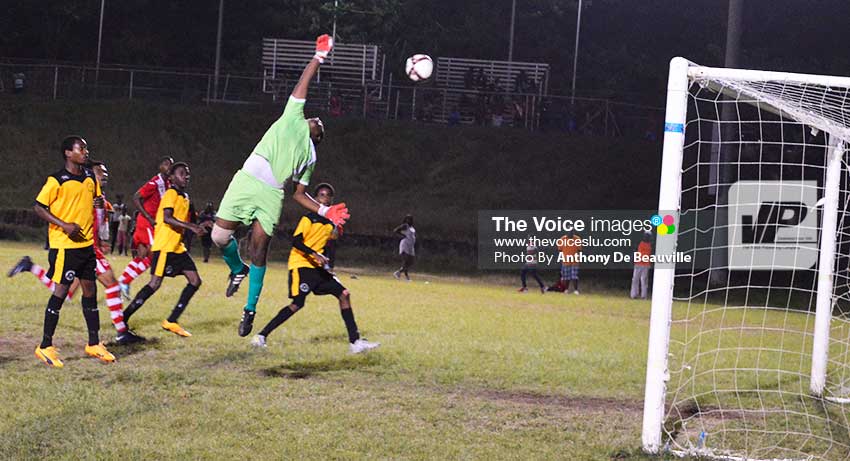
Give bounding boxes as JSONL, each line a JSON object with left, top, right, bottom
{"left": 0, "top": 241, "right": 660, "bottom": 460}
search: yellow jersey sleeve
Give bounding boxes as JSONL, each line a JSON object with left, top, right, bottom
{"left": 35, "top": 177, "right": 60, "bottom": 207}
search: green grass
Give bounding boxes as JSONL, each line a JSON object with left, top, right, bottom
{"left": 4, "top": 241, "right": 846, "bottom": 459}
{"left": 0, "top": 241, "right": 657, "bottom": 460}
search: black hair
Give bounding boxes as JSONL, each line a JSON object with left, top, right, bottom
{"left": 168, "top": 161, "right": 189, "bottom": 175}
{"left": 159, "top": 155, "right": 175, "bottom": 165}
{"left": 309, "top": 117, "right": 325, "bottom": 143}
{"left": 313, "top": 182, "right": 335, "bottom": 196}
{"left": 403, "top": 214, "right": 414, "bottom": 226}
{"left": 61, "top": 136, "right": 85, "bottom": 158}
{"left": 87, "top": 159, "right": 105, "bottom": 169}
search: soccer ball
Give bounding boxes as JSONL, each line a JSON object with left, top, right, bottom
{"left": 405, "top": 54, "right": 433, "bottom": 81}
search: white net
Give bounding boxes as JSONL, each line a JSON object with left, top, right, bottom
{"left": 663, "top": 67, "right": 850, "bottom": 460}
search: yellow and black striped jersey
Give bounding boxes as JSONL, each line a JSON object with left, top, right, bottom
{"left": 35, "top": 168, "right": 101, "bottom": 249}
{"left": 152, "top": 187, "right": 191, "bottom": 254}
{"left": 288, "top": 213, "right": 335, "bottom": 270}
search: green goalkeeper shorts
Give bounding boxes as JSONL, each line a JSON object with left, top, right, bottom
{"left": 217, "top": 169, "right": 284, "bottom": 236}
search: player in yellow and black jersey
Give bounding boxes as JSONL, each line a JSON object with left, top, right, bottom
{"left": 123, "top": 162, "right": 208, "bottom": 338}
{"left": 249, "top": 183, "right": 380, "bottom": 354}
{"left": 32, "top": 136, "right": 115, "bottom": 367}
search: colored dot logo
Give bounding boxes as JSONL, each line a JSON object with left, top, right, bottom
{"left": 651, "top": 214, "right": 676, "bottom": 235}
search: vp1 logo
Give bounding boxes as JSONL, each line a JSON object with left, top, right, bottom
{"left": 741, "top": 202, "right": 808, "bottom": 244}
{"left": 728, "top": 181, "right": 818, "bottom": 270}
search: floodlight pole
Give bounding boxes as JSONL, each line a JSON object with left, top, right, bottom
{"left": 332, "top": 0, "right": 339, "bottom": 45}
{"left": 213, "top": 0, "right": 224, "bottom": 101}
{"left": 570, "top": 0, "right": 582, "bottom": 104}
{"left": 95, "top": 0, "right": 105, "bottom": 85}
{"left": 708, "top": 0, "right": 743, "bottom": 286}
{"left": 508, "top": 0, "right": 516, "bottom": 61}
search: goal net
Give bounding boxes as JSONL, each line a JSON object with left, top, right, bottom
{"left": 642, "top": 58, "right": 850, "bottom": 460}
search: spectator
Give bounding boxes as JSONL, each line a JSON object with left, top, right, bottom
{"left": 464, "top": 68, "right": 475, "bottom": 89}
{"left": 511, "top": 99, "right": 525, "bottom": 127}
{"left": 393, "top": 215, "right": 416, "bottom": 281}
{"left": 110, "top": 194, "right": 126, "bottom": 253}
{"left": 631, "top": 232, "right": 653, "bottom": 299}
{"left": 329, "top": 93, "right": 343, "bottom": 117}
{"left": 472, "top": 68, "right": 483, "bottom": 89}
{"left": 329, "top": 96, "right": 341, "bottom": 116}
{"left": 183, "top": 202, "right": 199, "bottom": 253}
{"left": 13, "top": 72, "right": 24, "bottom": 94}
{"left": 491, "top": 111, "right": 503, "bottom": 127}
{"left": 558, "top": 233, "right": 582, "bottom": 295}
{"left": 116, "top": 211, "right": 132, "bottom": 256}
{"left": 198, "top": 201, "right": 217, "bottom": 263}
{"left": 447, "top": 106, "right": 461, "bottom": 126}
{"left": 475, "top": 94, "right": 487, "bottom": 126}
{"left": 419, "top": 93, "right": 436, "bottom": 122}
{"left": 518, "top": 238, "right": 545, "bottom": 293}
{"left": 514, "top": 70, "right": 529, "bottom": 94}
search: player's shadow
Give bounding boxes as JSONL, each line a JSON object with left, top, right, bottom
{"left": 260, "top": 353, "right": 382, "bottom": 380}
{"left": 185, "top": 317, "right": 237, "bottom": 333}
{"left": 308, "top": 333, "right": 349, "bottom": 344}
{"left": 105, "top": 337, "right": 163, "bottom": 358}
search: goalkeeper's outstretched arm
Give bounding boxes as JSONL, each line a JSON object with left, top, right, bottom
{"left": 291, "top": 34, "right": 333, "bottom": 101}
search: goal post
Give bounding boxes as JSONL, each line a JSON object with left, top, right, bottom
{"left": 642, "top": 56, "right": 689, "bottom": 453}
{"left": 811, "top": 136, "right": 843, "bottom": 398}
{"left": 642, "top": 57, "right": 850, "bottom": 459}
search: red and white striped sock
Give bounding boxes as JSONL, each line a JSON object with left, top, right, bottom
{"left": 120, "top": 256, "right": 151, "bottom": 285}
{"left": 31, "top": 264, "right": 75, "bottom": 301}
{"left": 104, "top": 283, "right": 127, "bottom": 332}
{"left": 30, "top": 264, "right": 54, "bottom": 290}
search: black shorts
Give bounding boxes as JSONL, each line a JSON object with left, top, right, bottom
{"left": 150, "top": 250, "right": 197, "bottom": 277}
{"left": 288, "top": 267, "right": 345, "bottom": 308}
{"left": 47, "top": 246, "right": 97, "bottom": 286}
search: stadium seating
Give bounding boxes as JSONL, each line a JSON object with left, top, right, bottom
{"left": 262, "top": 38, "right": 387, "bottom": 114}
{"left": 435, "top": 57, "right": 549, "bottom": 95}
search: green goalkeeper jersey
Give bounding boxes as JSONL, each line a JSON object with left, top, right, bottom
{"left": 251, "top": 96, "right": 316, "bottom": 187}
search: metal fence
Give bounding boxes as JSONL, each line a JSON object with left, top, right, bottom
{"left": 0, "top": 62, "right": 663, "bottom": 139}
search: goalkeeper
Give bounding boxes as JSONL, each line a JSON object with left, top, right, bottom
{"left": 210, "top": 34, "right": 350, "bottom": 337}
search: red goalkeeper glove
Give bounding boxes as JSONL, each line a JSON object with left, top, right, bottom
{"left": 319, "top": 203, "right": 349, "bottom": 226}
{"left": 314, "top": 34, "right": 333, "bottom": 63}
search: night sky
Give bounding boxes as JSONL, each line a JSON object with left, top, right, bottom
{"left": 2, "top": 0, "right": 848, "bottom": 102}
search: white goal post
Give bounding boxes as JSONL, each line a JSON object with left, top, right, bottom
{"left": 642, "top": 57, "right": 850, "bottom": 459}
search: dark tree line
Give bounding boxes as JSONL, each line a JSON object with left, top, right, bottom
{"left": 1, "top": 0, "right": 849, "bottom": 103}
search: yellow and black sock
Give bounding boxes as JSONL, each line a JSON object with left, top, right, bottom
{"left": 40, "top": 294, "right": 65, "bottom": 348}
{"left": 167, "top": 284, "right": 198, "bottom": 323}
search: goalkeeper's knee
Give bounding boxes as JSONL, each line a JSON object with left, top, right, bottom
{"left": 211, "top": 224, "right": 235, "bottom": 248}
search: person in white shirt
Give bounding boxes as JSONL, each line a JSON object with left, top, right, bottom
{"left": 116, "top": 211, "right": 132, "bottom": 256}
{"left": 518, "top": 239, "right": 545, "bottom": 293}
{"left": 393, "top": 215, "right": 416, "bottom": 281}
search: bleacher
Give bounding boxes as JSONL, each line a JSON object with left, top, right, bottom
{"left": 425, "top": 57, "right": 549, "bottom": 126}
{"left": 435, "top": 57, "right": 549, "bottom": 95}
{"left": 261, "top": 38, "right": 387, "bottom": 113}
{"left": 259, "top": 39, "right": 551, "bottom": 128}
